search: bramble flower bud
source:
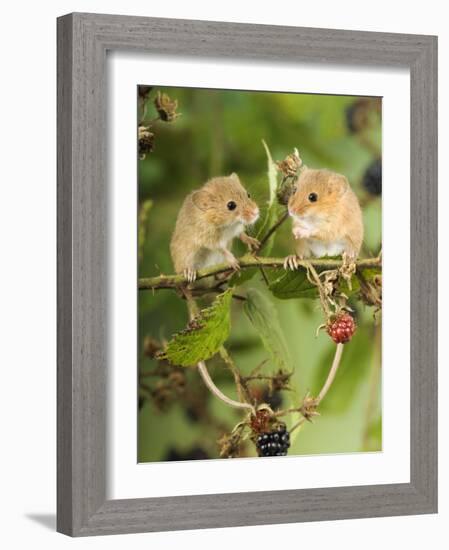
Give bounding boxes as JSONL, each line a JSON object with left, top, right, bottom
{"left": 154, "top": 91, "right": 181, "bottom": 122}
{"left": 276, "top": 148, "right": 302, "bottom": 177}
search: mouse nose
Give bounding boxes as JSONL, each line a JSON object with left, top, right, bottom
{"left": 244, "top": 207, "right": 259, "bottom": 223}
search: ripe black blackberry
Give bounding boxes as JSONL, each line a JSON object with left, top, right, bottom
{"left": 362, "top": 159, "right": 382, "bottom": 196}
{"left": 256, "top": 424, "right": 290, "bottom": 457}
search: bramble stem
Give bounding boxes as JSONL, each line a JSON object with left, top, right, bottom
{"left": 257, "top": 210, "right": 290, "bottom": 252}
{"left": 196, "top": 361, "right": 255, "bottom": 414}
{"left": 317, "top": 343, "right": 344, "bottom": 403}
{"left": 291, "top": 343, "right": 345, "bottom": 432}
{"left": 184, "top": 290, "right": 255, "bottom": 414}
{"left": 139, "top": 256, "right": 381, "bottom": 291}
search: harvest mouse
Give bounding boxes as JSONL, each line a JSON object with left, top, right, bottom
{"left": 170, "top": 173, "right": 260, "bottom": 282}
{"left": 284, "top": 168, "right": 363, "bottom": 269}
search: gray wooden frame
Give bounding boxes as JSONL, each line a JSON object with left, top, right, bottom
{"left": 57, "top": 12, "right": 438, "bottom": 537}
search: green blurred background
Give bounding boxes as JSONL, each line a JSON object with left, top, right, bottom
{"left": 138, "top": 86, "right": 382, "bottom": 462}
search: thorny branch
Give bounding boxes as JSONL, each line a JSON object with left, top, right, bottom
{"left": 139, "top": 256, "right": 382, "bottom": 290}
{"left": 257, "top": 210, "right": 290, "bottom": 253}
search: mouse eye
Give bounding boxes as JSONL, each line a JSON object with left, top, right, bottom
{"left": 308, "top": 192, "right": 318, "bottom": 202}
{"left": 227, "top": 201, "right": 237, "bottom": 211}
{"left": 247, "top": 192, "right": 251, "bottom": 198}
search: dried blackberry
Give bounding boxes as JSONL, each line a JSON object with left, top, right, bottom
{"left": 138, "top": 126, "right": 155, "bottom": 159}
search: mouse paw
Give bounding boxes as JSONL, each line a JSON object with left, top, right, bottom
{"left": 240, "top": 232, "right": 260, "bottom": 252}
{"left": 292, "top": 222, "right": 314, "bottom": 240}
{"left": 247, "top": 236, "right": 261, "bottom": 251}
{"left": 228, "top": 258, "right": 240, "bottom": 272}
{"left": 221, "top": 249, "right": 240, "bottom": 272}
{"left": 183, "top": 268, "right": 197, "bottom": 283}
{"left": 283, "top": 254, "right": 300, "bottom": 270}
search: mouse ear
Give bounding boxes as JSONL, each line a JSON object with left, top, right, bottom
{"left": 191, "top": 189, "right": 210, "bottom": 211}
{"left": 229, "top": 172, "right": 240, "bottom": 182}
{"left": 328, "top": 173, "right": 349, "bottom": 196}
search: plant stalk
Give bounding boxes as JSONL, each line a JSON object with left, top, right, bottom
{"left": 139, "top": 256, "right": 381, "bottom": 291}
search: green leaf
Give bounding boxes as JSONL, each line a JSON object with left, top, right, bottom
{"left": 227, "top": 259, "right": 259, "bottom": 287}
{"left": 256, "top": 140, "right": 280, "bottom": 251}
{"left": 229, "top": 141, "right": 279, "bottom": 288}
{"left": 269, "top": 264, "right": 381, "bottom": 300}
{"left": 269, "top": 268, "right": 318, "bottom": 300}
{"left": 243, "top": 288, "right": 291, "bottom": 371}
{"left": 262, "top": 139, "right": 278, "bottom": 206}
{"left": 160, "top": 289, "right": 233, "bottom": 366}
{"left": 358, "top": 267, "right": 382, "bottom": 280}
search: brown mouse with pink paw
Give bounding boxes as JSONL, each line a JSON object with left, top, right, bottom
{"left": 284, "top": 168, "right": 363, "bottom": 270}
{"left": 170, "top": 174, "right": 260, "bottom": 283}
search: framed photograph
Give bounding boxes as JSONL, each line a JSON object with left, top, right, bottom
{"left": 57, "top": 13, "right": 437, "bottom": 536}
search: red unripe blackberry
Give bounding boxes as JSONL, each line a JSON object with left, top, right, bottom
{"left": 327, "top": 313, "right": 356, "bottom": 344}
